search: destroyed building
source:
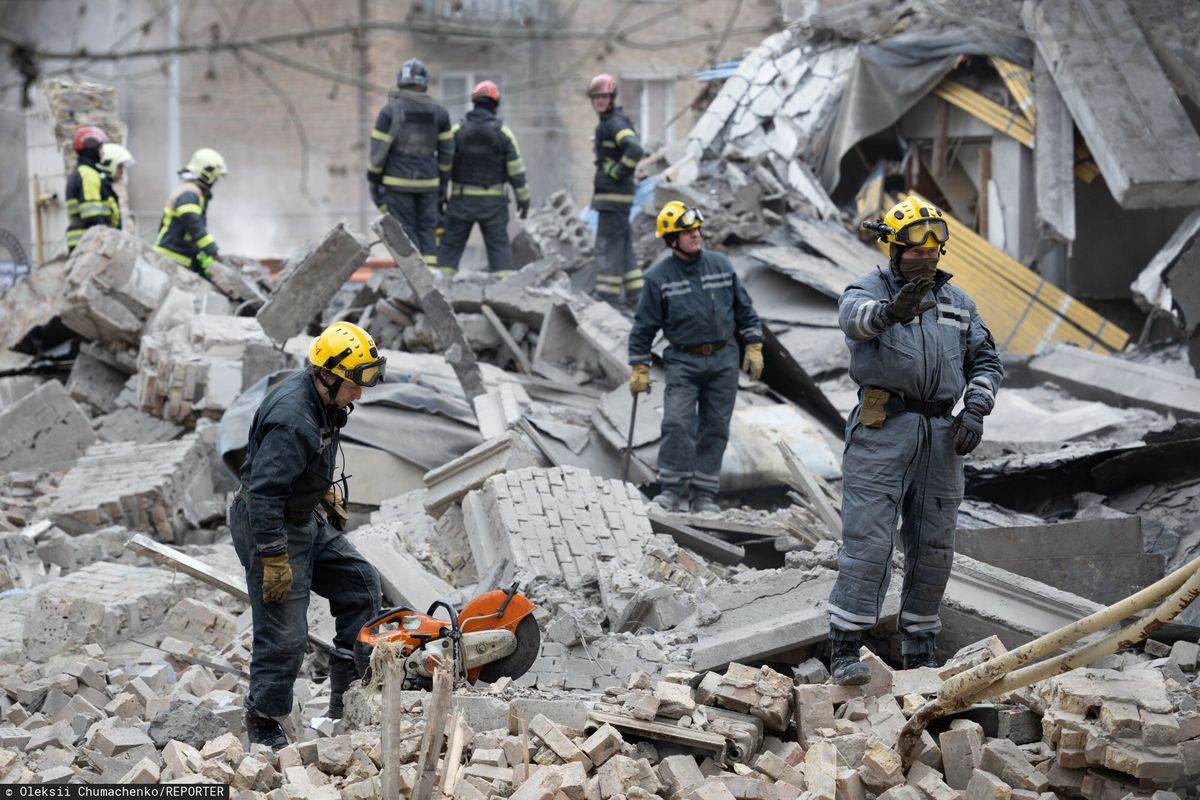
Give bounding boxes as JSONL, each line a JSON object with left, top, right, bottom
{"left": 1, "top": 1, "right": 1200, "bottom": 798}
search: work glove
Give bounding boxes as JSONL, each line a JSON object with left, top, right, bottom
{"left": 260, "top": 552, "right": 293, "bottom": 604}
{"left": 602, "top": 158, "right": 620, "bottom": 181}
{"left": 322, "top": 487, "right": 348, "bottom": 533}
{"left": 886, "top": 276, "right": 936, "bottom": 325}
{"left": 196, "top": 252, "right": 214, "bottom": 278}
{"left": 518, "top": 200, "right": 530, "bottom": 220}
{"left": 952, "top": 404, "right": 986, "bottom": 456}
{"left": 629, "top": 364, "right": 651, "bottom": 395}
{"left": 741, "top": 342, "right": 764, "bottom": 381}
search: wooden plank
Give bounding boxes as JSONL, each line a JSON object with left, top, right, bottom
{"left": 440, "top": 710, "right": 468, "bottom": 795}
{"left": 125, "top": 534, "right": 333, "bottom": 652}
{"left": 381, "top": 654, "right": 405, "bottom": 800}
{"left": 1024, "top": 0, "right": 1200, "bottom": 209}
{"left": 776, "top": 442, "right": 841, "bottom": 539}
{"left": 587, "top": 710, "right": 727, "bottom": 760}
{"left": 646, "top": 507, "right": 746, "bottom": 565}
{"left": 410, "top": 667, "right": 454, "bottom": 800}
{"left": 990, "top": 56, "right": 1036, "bottom": 123}
{"left": 481, "top": 303, "right": 532, "bottom": 375}
{"left": 933, "top": 79, "right": 1035, "bottom": 148}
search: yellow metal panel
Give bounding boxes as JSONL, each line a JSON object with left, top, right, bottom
{"left": 933, "top": 79, "right": 1035, "bottom": 148}
{"left": 894, "top": 193, "right": 1130, "bottom": 355}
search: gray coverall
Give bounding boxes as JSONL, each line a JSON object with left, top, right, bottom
{"left": 827, "top": 267, "right": 1003, "bottom": 655}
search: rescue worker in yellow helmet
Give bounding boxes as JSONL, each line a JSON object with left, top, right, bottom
{"left": 155, "top": 148, "right": 227, "bottom": 279}
{"left": 588, "top": 74, "right": 645, "bottom": 306}
{"left": 96, "top": 143, "right": 135, "bottom": 230}
{"left": 228, "top": 321, "right": 385, "bottom": 750}
{"left": 628, "top": 202, "right": 764, "bottom": 514}
{"left": 826, "top": 195, "right": 1003, "bottom": 685}
{"left": 65, "top": 126, "right": 118, "bottom": 252}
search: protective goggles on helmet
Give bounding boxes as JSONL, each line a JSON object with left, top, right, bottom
{"left": 893, "top": 218, "right": 949, "bottom": 248}
{"left": 323, "top": 349, "right": 387, "bottom": 387}
{"left": 677, "top": 207, "right": 703, "bottom": 229}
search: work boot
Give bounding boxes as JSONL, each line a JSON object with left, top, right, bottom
{"left": 830, "top": 639, "right": 871, "bottom": 686}
{"left": 327, "top": 658, "right": 358, "bottom": 720}
{"left": 244, "top": 710, "right": 289, "bottom": 752}
{"left": 651, "top": 490, "right": 682, "bottom": 512}
{"left": 689, "top": 494, "right": 720, "bottom": 514}
{"left": 902, "top": 634, "right": 939, "bottom": 670}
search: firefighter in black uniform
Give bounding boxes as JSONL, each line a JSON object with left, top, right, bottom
{"left": 588, "top": 73, "right": 645, "bottom": 305}
{"left": 368, "top": 58, "right": 454, "bottom": 270}
{"left": 154, "top": 148, "right": 227, "bottom": 279}
{"left": 96, "top": 143, "right": 135, "bottom": 230}
{"left": 65, "top": 126, "right": 117, "bottom": 252}
{"left": 435, "top": 80, "right": 530, "bottom": 276}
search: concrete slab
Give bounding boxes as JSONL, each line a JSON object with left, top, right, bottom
{"left": 1033, "top": 52, "right": 1076, "bottom": 246}
{"left": 955, "top": 517, "right": 1163, "bottom": 605}
{"left": 0, "top": 380, "right": 96, "bottom": 473}
{"left": 1025, "top": 0, "right": 1200, "bottom": 208}
{"left": 66, "top": 350, "right": 129, "bottom": 415}
{"left": 1027, "top": 344, "right": 1200, "bottom": 418}
{"left": 345, "top": 520, "right": 457, "bottom": 611}
{"left": 256, "top": 222, "right": 370, "bottom": 345}
{"left": 340, "top": 443, "right": 425, "bottom": 508}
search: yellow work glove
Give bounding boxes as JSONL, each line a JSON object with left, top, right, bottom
{"left": 742, "top": 343, "right": 764, "bottom": 381}
{"left": 629, "top": 364, "right": 651, "bottom": 395}
{"left": 261, "top": 553, "right": 293, "bottom": 604}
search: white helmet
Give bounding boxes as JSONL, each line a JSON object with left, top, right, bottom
{"left": 98, "top": 143, "right": 135, "bottom": 176}
{"left": 184, "top": 148, "right": 229, "bottom": 185}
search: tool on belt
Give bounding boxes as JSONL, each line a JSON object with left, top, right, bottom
{"left": 355, "top": 583, "right": 540, "bottom": 689}
{"left": 859, "top": 387, "right": 953, "bottom": 428}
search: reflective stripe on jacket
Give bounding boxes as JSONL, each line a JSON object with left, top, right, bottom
{"left": 154, "top": 180, "right": 217, "bottom": 266}
{"left": 368, "top": 89, "right": 453, "bottom": 194}
{"left": 449, "top": 107, "right": 530, "bottom": 203}
{"left": 839, "top": 267, "right": 1004, "bottom": 416}
{"left": 628, "top": 249, "right": 763, "bottom": 365}
{"left": 66, "top": 160, "right": 119, "bottom": 249}
{"left": 592, "top": 107, "right": 643, "bottom": 211}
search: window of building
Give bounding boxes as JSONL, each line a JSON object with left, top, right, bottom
{"left": 618, "top": 78, "right": 676, "bottom": 151}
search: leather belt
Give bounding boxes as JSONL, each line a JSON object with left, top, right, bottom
{"left": 884, "top": 394, "right": 953, "bottom": 418}
{"left": 676, "top": 338, "right": 731, "bottom": 356}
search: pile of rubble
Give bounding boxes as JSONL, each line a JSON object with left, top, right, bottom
{"left": 4, "top": 4, "right": 1200, "bottom": 797}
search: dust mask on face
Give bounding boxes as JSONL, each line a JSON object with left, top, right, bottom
{"left": 897, "top": 257, "right": 938, "bottom": 282}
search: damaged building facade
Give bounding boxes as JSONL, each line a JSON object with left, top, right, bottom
{"left": 2, "top": 0, "right": 1200, "bottom": 798}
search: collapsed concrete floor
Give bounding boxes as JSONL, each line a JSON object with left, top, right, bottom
{"left": 5, "top": 11, "right": 1200, "bottom": 800}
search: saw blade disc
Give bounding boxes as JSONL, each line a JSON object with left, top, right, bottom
{"left": 477, "top": 615, "right": 541, "bottom": 683}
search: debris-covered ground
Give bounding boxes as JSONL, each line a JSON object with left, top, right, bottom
{"left": 4, "top": 5, "right": 1200, "bottom": 799}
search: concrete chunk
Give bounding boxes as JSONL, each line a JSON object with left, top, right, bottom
{"left": 257, "top": 222, "right": 369, "bottom": 344}
{"left": 0, "top": 380, "right": 96, "bottom": 473}
{"left": 965, "top": 771, "right": 1011, "bottom": 800}
{"left": 979, "top": 739, "right": 1048, "bottom": 793}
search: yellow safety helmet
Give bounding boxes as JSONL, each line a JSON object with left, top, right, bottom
{"left": 184, "top": 148, "right": 229, "bottom": 186}
{"left": 864, "top": 195, "right": 949, "bottom": 252}
{"left": 98, "top": 143, "right": 135, "bottom": 176}
{"left": 308, "top": 321, "right": 387, "bottom": 387}
{"left": 656, "top": 200, "right": 704, "bottom": 239}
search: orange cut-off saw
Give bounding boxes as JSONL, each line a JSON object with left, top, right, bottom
{"left": 355, "top": 583, "right": 539, "bottom": 689}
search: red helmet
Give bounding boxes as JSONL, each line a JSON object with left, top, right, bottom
{"left": 471, "top": 80, "right": 500, "bottom": 103}
{"left": 72, "top": 126, "right": 108, "bottom": 153}
{"left": 588, "top": 73, "right": 618, "bottom": 98}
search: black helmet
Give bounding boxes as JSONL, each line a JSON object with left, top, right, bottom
{"left": 396, "top": 59, "right": 429, "bottom": 91}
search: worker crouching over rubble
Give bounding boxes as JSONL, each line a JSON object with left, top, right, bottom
{"left": 827, "top": 195, "right": 1004, "bottom": 685}
{"left": 229, "top": 321, "right": 385, "bottom": 750}
{"left": 628, "top": 202, "right": 764, "bottom": 514}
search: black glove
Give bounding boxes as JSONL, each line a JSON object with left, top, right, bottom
{"left": 952, "top": 404, "right": 985, "bottom": 456}
{"left": 886, "top": 276, "right": 936, "bottom": 325}
{"left": 518, "top": 201, "right": 530, "bottom": 220}
{"left": 369, "top": 183, "right": 384, "bottom": 210}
